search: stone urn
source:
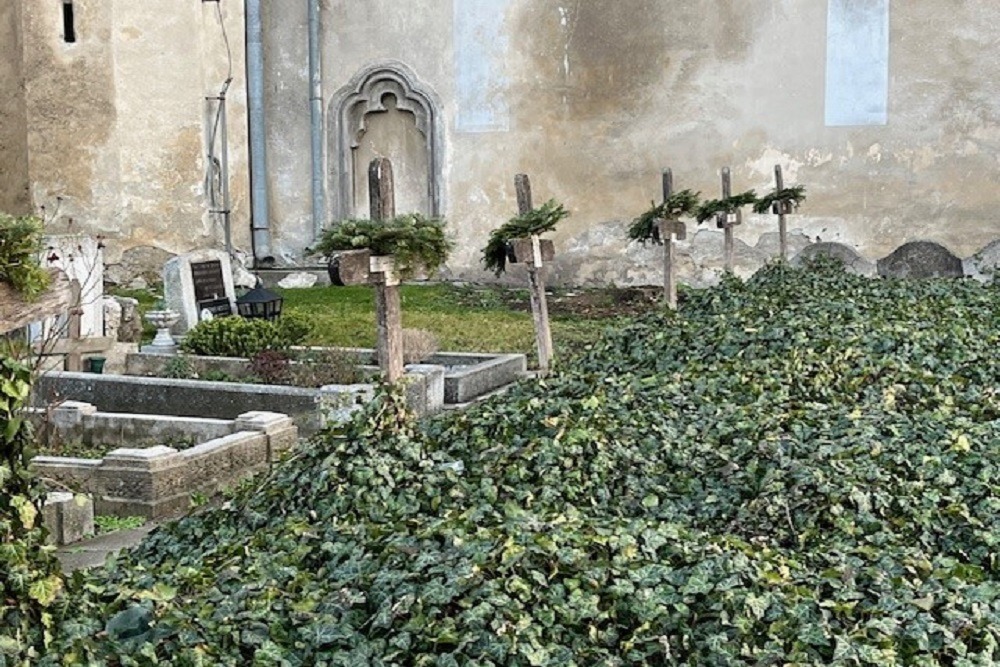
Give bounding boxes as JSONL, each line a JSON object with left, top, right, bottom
{"left": 144, "top": 309, "right": 180, "bottom": 353}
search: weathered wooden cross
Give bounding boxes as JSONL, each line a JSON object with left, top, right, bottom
{"left": 367, "top": 158, "right": 405, "bottom": 383}
{"left": 657, "top": 169, "right": 687, "bottom": 310}
{"left": 716, "top": 167, "right": 741, "bottom": 272}
{"left": 325, "top": 158, "right": 406, "bottom": 382}
{"left": 510, "top": 174, "right": 555, "bottom": 374}
{"left": 772, "top": 164, "right": 792, "bottom": 262}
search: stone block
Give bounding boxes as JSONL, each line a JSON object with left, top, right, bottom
{"left": 50, "top": 401, "right": 97, "bottom": 428}
{"left": 963, "top": 239, "right": 1000, "bottom": 283}
{"left": 266, "top": 426, "right": 299, "bottom": 459}
{"left": 98, "top": 447, "right": 187, "bottom": 519}
{"left": 61, "top": 494, "right": 96, "bottom": 544}
{"left": 877, "top": 241, "right": 964, "bottom": 278}
{"left": 319, "top": 384, "right": 375, "bottom": 425}
{"left": 405, "top": 364, "right": 446, "bottom": 415}
{"left": 43, "top": 492, "right": 94, "bottom": 546}
{"left": 234, "top": 411, "right": 295, "bottom": 435}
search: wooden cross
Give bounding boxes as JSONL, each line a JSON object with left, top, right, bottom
{"left": 773, "top": 165, "right": 791, "bottom": 262}
{"left": 513, "top": 174, "right": 554, "bottom": 374}
{"left": 656, "top": 169, "right": 687, "bottom": 310}
{"left": 716, "top": 167, "right": 741, "bottom": 272}
{"left": 368, "top": 157, "right": 405, "bottom": 383}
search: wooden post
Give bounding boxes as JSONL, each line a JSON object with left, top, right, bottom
{"left": 721, "top": 167, "right": 735, "bottom": 272}
{"left": 661, "top": 170, "right": 678, "bottom": 310}
{"left": 515, "top": 173, "right": 554, "bottom": 374}
{"left": 369, "top": 158, "right": 404, "bottom": 383}
{"left": 775, "top": 164, "right": 788, "bottom": 262}
{"left": 64, "top": 280, "right": 84, "bottom": 372}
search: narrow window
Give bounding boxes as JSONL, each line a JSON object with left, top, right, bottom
{"left": 62, "top": 2, "right": 76, "bottom": 43}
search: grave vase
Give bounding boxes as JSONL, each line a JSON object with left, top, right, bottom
{"left": 145, "top": 310, "right": 180, "bottom": 354}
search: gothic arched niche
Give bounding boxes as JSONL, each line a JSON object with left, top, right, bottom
{"left": 329, "top": 62, "right": 444, "bottom": 222}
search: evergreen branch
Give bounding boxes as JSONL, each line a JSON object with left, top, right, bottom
{"left": 628, "top": 190, "right": 701, "bottom": 246}
{"left": 753, "top": 186, "right": 807, "bottom": 214}
{"left": 696, "top": 191, "right": 758, "bottom": 223}
{"left": 312, "top": 214, "right": 453, "bottom": 279}
{"left": 481, "top": 200, "right": 569, "bottom": 276}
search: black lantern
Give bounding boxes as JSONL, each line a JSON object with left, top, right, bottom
{"left": 236, "top": 281, "right": 283, "bottom": 320}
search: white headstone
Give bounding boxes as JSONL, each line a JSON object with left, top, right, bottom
{"left": 163, "top": 249, "right": 237, "bottom": 335}
{"left": 30, "top": 235, "right": 104, "bottom": 341}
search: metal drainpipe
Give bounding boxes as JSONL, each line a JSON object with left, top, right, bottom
{"left": 246, "top": 0, "right": 273, "bottom": 264}
{"left": 308, "top": 0, "right": 326, "bottom": 240}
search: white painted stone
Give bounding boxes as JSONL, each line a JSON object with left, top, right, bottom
{"left": 277, "top": 272, "right": 318, "bottom": 289}
{"left": 102, "top": 296, "right": 122, "bottom": 340}
{"left": 232, "top": 262, "right": 258, "bottom": 289}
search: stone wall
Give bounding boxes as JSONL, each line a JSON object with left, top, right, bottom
{"left": 9, "top": 2, "right": 1000, "bottom": 285}
{"left": 261, "top": 1, "right": 1000, "bottom": 285}
{"left": 15, "top": 0, "right": 251, "bottom": 268}
{"left": 0, "top": 0, "right": 30, "bottom": 214}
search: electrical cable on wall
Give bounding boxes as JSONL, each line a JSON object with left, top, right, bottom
{"left": 206, "top": 1, "right": 235, "bottom": 256}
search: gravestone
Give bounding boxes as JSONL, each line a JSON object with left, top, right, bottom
{"left": 792, "top": 242, "right": 876, "bottom": 276}
{"left": 163, "top": 249, "right": 237, "bottom": 335}
{"left": 876, "top": 241, "right": 964, "bottom": 279}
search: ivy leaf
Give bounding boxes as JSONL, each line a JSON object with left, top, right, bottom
{"left": 28, "top": 575, "right": 63, "bottom": 607}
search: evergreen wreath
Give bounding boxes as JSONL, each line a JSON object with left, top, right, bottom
{"left": 481, "top": 199, "right": 569, "bottom": 276}
{"left": 628, "top": 190, "right": 701, "bottom": 246}
{"left": 313, "top": 213, "right": 453, "bottom": 278}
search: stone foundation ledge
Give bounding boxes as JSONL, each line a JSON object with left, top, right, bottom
{"left": 32, "top": 408, "right": 298, "bottom": 520}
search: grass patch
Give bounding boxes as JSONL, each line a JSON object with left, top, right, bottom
{"left": 94, "top": 515, "right": 146, "bottom": 535}
{"left": 110, "top": 282, "right": 644, "bottom": 367}
{"left": 280, "top": 284, "right": 621, "bottom": 365}
{"left": 34, "top": 437, "right": 198, "bottom": 460}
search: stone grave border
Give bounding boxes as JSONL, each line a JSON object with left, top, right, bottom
{"left": 31, "top": 403, "right": 297, "bottom": 520}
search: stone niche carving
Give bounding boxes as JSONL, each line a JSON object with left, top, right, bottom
{"left": 329, "top": 61, "right": 444, "bottom": 222}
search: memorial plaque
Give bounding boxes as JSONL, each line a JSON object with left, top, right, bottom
{"left": 190, "top": 261, "right": 233, "bottom": 317}
{"left": 191, "top": 261, "right": 227, "bottom": 302}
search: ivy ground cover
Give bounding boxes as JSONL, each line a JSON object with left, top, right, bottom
{"left": 34, "top": 261, "right": 1000, "bottom": 665}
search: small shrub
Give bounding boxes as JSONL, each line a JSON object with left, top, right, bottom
{"left": 0, "top": 213, "right": 50, "bottom": 299}
{"left": 249, "top": 350, "right": 292, "bottom": 385}
{"left": 402, "top": 328, "right": 439, "bottom": 364}
{"left": 181, "top": 313, "right": 311, "bottom": 358}
{"left": 162, "top": 356, "right": 195, "bottom": 379}
{"left": 289, "top": 348, "right": 367, "bottom": 387}
{"left": 200, "top": 369, "right": 241, "bottom": 383}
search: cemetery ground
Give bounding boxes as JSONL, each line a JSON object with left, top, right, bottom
{"left": 11, "top": 259, "right": 1000, "bottom": 665}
